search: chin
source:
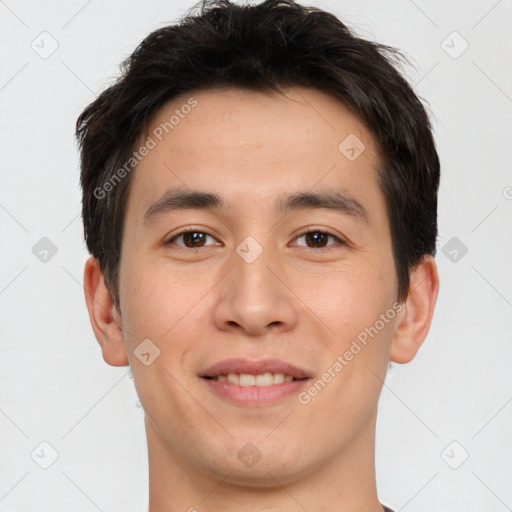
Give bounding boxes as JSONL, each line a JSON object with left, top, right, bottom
{"left": 193, "top": 441, "right": 313, "bottom": 487}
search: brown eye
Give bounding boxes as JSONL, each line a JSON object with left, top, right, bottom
{"left": 294, "top": 230, "right": 343, "bottom": 249}
{"left": 166, "top": 230, "right": 217, "bottom": 248}
{"left": 304, "top": 231, "right": 329, "bottom": 248}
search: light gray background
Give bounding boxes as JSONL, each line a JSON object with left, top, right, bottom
{"left": 1, "top": 0, "right": 511, "bottom": 511}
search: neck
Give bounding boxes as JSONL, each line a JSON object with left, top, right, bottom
{"left": 145, "top": 411, "right": 384, "bottom": 512}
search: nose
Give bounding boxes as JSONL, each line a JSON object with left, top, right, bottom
{"left": 213, "top": 241, "right": 299, "bottom": 337}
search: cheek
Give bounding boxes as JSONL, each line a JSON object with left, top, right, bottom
{"left": 309, "top": 263, "right": 397, "bottom": 356}
{"left": 304, "top": 269, "right": 398, "bottom": 412}
{"left": 119, "top": 265, "right": 202, "bottom": 423}
{"left": 120, "top": 258, "right": 199, "bottom": 342}
{"left": 119, "top": 258, "right": 218, "bottom": 389}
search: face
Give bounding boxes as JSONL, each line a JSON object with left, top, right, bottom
{"left": 116, "top": 86, "right": 402, "bottom": 484}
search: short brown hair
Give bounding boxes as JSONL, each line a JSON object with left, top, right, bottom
{"left": 76, "top": 0, "right": 440, "bottom": 310}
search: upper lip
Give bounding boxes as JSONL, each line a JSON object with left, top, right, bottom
{"left": 199, "top": 358, "right": 311, "bottom": 379}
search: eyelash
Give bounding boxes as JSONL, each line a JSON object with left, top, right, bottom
{"left": 164, "top": 227, "right": 346, "bottom": 252}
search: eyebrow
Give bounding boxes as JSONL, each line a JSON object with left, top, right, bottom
{"left": 142, "top": 186, "right": 369, "bottom": 225}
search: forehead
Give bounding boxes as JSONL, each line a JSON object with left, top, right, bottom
{"left": 143, "top": 85, "right": 377, "bottom": 156}
{"left": 127, "top": 85, "right": 383, "bottom": 221}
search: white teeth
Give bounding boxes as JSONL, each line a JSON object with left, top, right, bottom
{"left": 227, "top": 373, "right": 239, "bottom": 385}
{"left": 217, "top": 372, "right": 295, "bottom": 386}
{"left": 273, "top": 372, "right": 284, "bottom": 384}
{"left": 239, "top": 374, "right": 256, "bottom": 386}
{"left": 255, "top": 373, "right": 273, "bottom": 386}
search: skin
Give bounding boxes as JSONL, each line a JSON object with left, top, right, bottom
{"left": 83, "top": 86, "right": 439, "bottom": 512}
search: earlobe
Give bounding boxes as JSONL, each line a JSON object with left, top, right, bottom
{"left": 390, "top": 255, "right": 440, "bottom": 364}
{"left": 83, "top": 256, "right": 129, "bottom": 366}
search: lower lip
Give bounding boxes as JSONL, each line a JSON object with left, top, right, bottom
{"left": 201, "top": 377, "right": 310, "bottom": 406}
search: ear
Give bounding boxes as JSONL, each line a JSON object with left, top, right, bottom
{"left": 390, "top": 255, "right": 439, "bottom": 364}
{"left": 83, "top": 256, "right": 129, "bottom": 366}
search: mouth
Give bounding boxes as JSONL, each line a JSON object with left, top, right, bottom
{"left": 199, "top": 357, "right": 311, "bottom": 381}
{"left": 199, "top": 358, "right": 312, "bottom": 406}
{"left": 202, "top": 372, "right": 308, "bottom": 386}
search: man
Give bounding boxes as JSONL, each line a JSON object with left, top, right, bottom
{"left": 77, "top": 1, "right": 440, "bottom": 510}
